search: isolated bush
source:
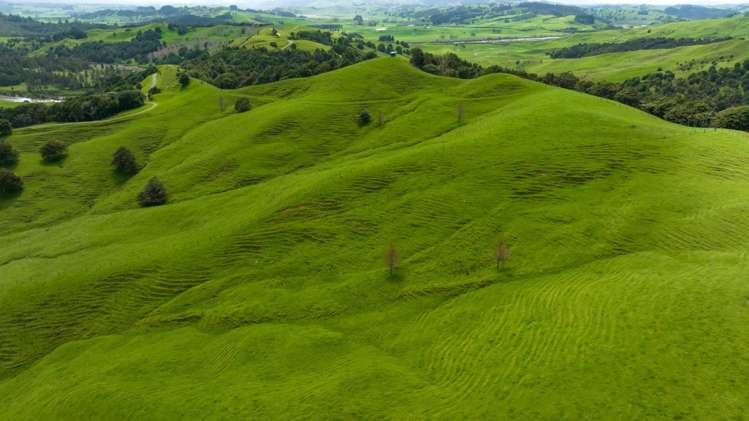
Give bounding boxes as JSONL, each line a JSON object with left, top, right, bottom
{"left": 234, "top": 98, "right": 251, "bottom": 113}
{"left": 112, "top": 147, "right": 139, "bottom": 176}
{"left": 0, "top": 169, "right": 22, "bottom": 194}
{"left": 138, "top": 176, "right": 167, "bottom": 207}
{"left": 711, "top": 105, "right": 749, "bottom": 131}
{"left": 0, "top": 142, "right": 18, "bottom": 167}
{"left": 148, "top": 86, "right": 161, "bottom": 97}
{"left": 40, "top": 140, "right": 67, "bottom": 163}
{"left": 178, "top": 72, "right": 190, "bottom": 88}
{"left": 358, "top": 109, "right": 371, "bottom": 127}
{"left": 0, "top": 119, "right": 11, "bottom": 137}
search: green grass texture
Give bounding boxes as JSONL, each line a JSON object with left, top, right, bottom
{"left": 0, "top": 58, "right": 747, "bottom": 419}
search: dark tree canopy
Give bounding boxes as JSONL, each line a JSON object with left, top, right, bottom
{"left": 0, "top": 169, "right": 22, "bottom": 194}
{"left": 0, "top": 142, "right": 19, "bottom": 167}
{"left": 234, "top": 98, "right": 251, "bottom": 113}
{"left": 358, "top": 110, "right": 371, "bottom": 127}
{"left": 138, "top": 176, "right": 167, "bottom": 207}
{"left": 711, "top": 106, "right": 749, "bottom": 131}
{"left": 0, "top": 119, "right": 11, "bottom": 137}
{"left": 178, "top": 72, "right": 190, "bottom": 88}
{"left": 112, "top": 147, "right": 139, "bottom": 176}
{"left": 40, "top": 140, "right": 67, "bottom": 163}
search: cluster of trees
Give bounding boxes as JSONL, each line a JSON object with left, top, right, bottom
{"left": 289, "top": 30, "right": 334, "bottom": 45}
{"left": 46, "top": 28, "right": 163, "bottom": 64}
{"left": 410, "top": 48, "right": 749, "bottom": 131}
{"left": 183, "top": 42, "right": 376, "bottom": 89}
{"left": 410, "top": 48, "right": 483, "bottom": 79}
{"left": 548, "top": 37, "right": 730, "bottom": 59}
{"left": 0, "top": 90, "right": 144, "bottom": 128}
{"left": 533, "top": 62, "right": 749, "bottom": 129}
{"left": 0, "top": 137, "right": 167, "bottom": 207}
{"left": 0, "top": 138, "right": 68, "bottom": 195}
{"left": 0, "top": 44, "right": 90, "bottom": 88}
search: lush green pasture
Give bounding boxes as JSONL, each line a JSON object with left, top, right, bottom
{"left": 0, "top": 58, "right": 747, "bottom": 419}
{"left": 406, "top": 15, "right": 749, "bottom": 80}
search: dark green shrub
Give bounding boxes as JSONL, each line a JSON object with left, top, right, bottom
{"left": 138, "top": 176, "right": 167, "bottom": 207}
{"left": 40, "top": 140, "right": 67, "bottom": 163}
{"left": 112, "top": 147, "right": 139, "bottom": 176}
{"left": 711, "top": 105, "right": 749, "bottom": 131}
{"left": 0, "top": 119, "right": 11, "bottom": 137}
{"left": 234, "top": 98, "right": 251, "bottom": 113}
{"left": 0, "top": 169, "right": 22, "bottom": 194}
{"left": 178, "top": 72, "right": 190, "bottom": 88}
{"left": 358, "top": 109, "right": 371, "bottom": 127}
{"left": 0, "top": 142, "right": 18, "bottom": 167}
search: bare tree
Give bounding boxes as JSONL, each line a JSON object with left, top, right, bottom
{"left": 377, "top": 111, "right": 385, "bottom": 127}
{"left": 385, "top": 243, "right": 400, "bottom": 276}
{"left": 218, "top": 96, "right": 225, "bottom": 112}
{"left": 495, "top": 240, "right": 510, "bottom": 272}
{"left": 457, "top": 103, "right": 465, "bottom": 123}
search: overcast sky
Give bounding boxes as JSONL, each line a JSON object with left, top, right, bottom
{"left": 17, "top": 0, "right": 749, "bottom": 6}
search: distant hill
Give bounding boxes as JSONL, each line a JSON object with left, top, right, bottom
{"left": 664, "top": 5, "right": 736, "bottom": 20}
{"left": 0, "top": 13, "right": 102, "bottom": 37}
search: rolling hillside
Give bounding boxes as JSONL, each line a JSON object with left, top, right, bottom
{"left": 0, "top": 58, "right": 748, "bottom": 419}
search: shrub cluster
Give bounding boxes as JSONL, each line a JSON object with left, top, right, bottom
{"left": 40, "top": 140, "right": 67, "bottom": 163}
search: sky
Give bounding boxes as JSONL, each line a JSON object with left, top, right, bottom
{"left": 11, "top": 0, "right": 749, "bottom": 6}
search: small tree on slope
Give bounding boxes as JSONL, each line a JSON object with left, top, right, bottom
{"left": 40, "top": 140, "right": 67, "bottom": 163}
{"left": 0, "top": 119, "right": 11, "bottom": 138}
{"left": 0, "top": 169, "right": 22, "bottom": 194}
{"left": 138, "top": 177, "right": 167, "bottom": 207}
{"left": 112, "top": 147, "right": 139, "bottom": 176}
{"left": 0, "top": 142, "right": 19, "bottom": 167}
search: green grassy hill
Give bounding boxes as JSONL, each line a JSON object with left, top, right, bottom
{"left": 0, "top": 58, "right": 748, "bottom": 419}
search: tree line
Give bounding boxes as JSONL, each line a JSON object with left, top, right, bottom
{"left": 0, "top": 90, "right": 145, "bottom": 128}
{"left": 548, "top": 37, "right": 730, "bottom": 59}
{"left": 182, "top": 35, "right": 381, "bottom": 89}
{"left": 410, "top": 47, "right": 749, "bottom": 131}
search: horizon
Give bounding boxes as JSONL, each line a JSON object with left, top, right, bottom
{"left": 3, "top": 0, "right": 749, "bottom": 8}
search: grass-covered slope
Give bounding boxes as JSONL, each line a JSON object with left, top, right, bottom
{"left": 0, "top": 58, "right": 748, "bottom": 419}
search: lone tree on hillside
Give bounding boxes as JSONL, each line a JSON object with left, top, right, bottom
{"left": 148, "top": 86, "right": 161, "bottom": 99}
{"left": 358, "top": 109, "right": 371, "bottom": 127}
{"left": 40, "top": 140, "right": 67, "bottom": 163}
{"left": 235, "top": 98, "right": 251, "bottom": 113}
{"left": 0, "top": 169, "right": 22, "bottom": 194}
{"left": 457, "top": 103, "right": 465, "bottom": 123}
{"left": 0, "top": 119, "right": 11, "bottom": 137}
{"left": 138, "top": 177, "right": 168, "bottom": 207}
{"left": 178, "top": 72, "right": 190, "bottom": 88}
{"left": 385, "top": 243, "right": 400, "bottom": 277}
{"left": 0, "top": 142, "right": 19, "bottom": 167}
{"left": 112, "top": 147, "right": 139, "bottom": 176}
{"left": 495, "top": 240, "right": 511, "bottom": 271}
